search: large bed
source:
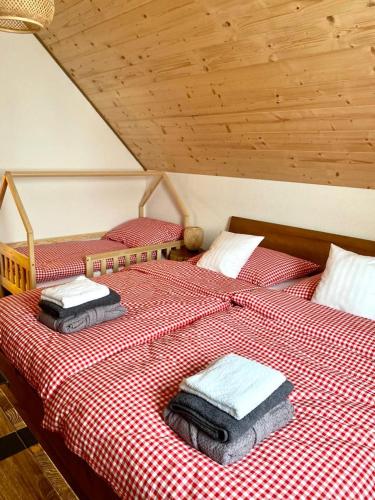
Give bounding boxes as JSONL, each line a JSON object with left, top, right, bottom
{"left": 0, "top": 217, "right": 374, "bottom": 499}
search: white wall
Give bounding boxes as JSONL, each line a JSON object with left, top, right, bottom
{"left": 148, "top": 173, "right": 375, "bottom": 246}
{"left": 0, "top": 33, "right": 145, "bottom": 242}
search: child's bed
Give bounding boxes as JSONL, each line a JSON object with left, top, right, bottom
{"left": 0, "top": 217, "right": 373, "bottom": 499}
{"left": 0, "top": 170, "right": 188, "bottom": 295}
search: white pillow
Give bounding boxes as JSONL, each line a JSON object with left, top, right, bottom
{"left": 312, "top": 244, "right": 375, "bottom": 320}
{"left": 197, "top": 231, "right": 264, "bottom": 279}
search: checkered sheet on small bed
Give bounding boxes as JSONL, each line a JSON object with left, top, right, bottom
{"left": 17, "top": 239, "right": 156, "bottom": 283}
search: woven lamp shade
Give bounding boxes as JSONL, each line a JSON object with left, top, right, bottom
{"left": 0, "top": 0, "right": 54, "bottom": 33}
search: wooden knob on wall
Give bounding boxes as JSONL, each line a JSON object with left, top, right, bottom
{"left": 184, "top": 226, "right": 204, "bottom": 251}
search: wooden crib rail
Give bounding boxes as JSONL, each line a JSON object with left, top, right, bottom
{"left": 0, "top": 243, "right": 33, "bottom": 296}
{"left": 85, "top": 240, "right": 183, "bottom": 278}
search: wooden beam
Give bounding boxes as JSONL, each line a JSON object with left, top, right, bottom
{"left": 162, "top": 173, "right": 190, "bottom": 227}
{"left": 138, "top": 174, "right": 163, "bottom": 217}
{"left": 9, "top": 170, "right": 159, "bottom": 178}
{"left": 9, "top": 231, "right": 107, "bottom": 248}
{"left": 4, "top": 173, "right": 34, "bottom": 238}
{"left": 0, "top": 175, "right": 8, "bottom": 210}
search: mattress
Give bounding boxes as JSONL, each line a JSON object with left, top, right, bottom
{"left": 41, "top": 300, "right": 374, "bottom": 499}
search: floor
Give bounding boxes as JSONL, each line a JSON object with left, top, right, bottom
{"left": 0, "top": 382, "right": 77, "bottom": 500}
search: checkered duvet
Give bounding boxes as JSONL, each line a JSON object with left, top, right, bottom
{"left": 0, "top": 261, "right": 373, "bottom": 498}
{"left": 41, "top": 301, "right": 374, "bottom": 499}
{"left": 0, "top": 261, "right": 256, "bottom": 401}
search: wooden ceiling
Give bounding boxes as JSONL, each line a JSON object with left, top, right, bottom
{"left": 38, "top": 0, "right": 375, "bottom": 188}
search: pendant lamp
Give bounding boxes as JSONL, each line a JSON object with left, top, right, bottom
{"left": 0, "top": 0, "right": 54, "bottom": 33}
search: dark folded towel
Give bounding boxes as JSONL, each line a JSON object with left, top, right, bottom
{"left": 164, "top": 400, "right": 294, "bottom": 466}
{"left": 38, "top": 303, "right": 126, "bottom": 334}
{"left": 168, "top": 380, "right": 294, "bottom": 443}
{"left": 39, "top": 288, "right": 121, "bottom": 318}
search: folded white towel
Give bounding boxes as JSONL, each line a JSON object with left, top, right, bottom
{"left": 41, "top": 276, "right": 110, "bottom": 309}
{"left": 180, "top": 354, "right": 286, "bottom": 420}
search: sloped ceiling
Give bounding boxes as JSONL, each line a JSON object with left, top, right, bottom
{"left": 38, "top": 0, "right": 375, "bottom": 188}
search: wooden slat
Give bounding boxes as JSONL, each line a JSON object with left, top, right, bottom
{"left": 85, "top": 240, "right": 183, "bottom": 276}
{"left": 100, "top": 259, "right": 107, "bottom": 275}
{"left": 37, "top": 0, "right": 375, "bottom": 188}
{"left": 0, "top": 244, "right": 32, "bottom": 295}
{"left": 10, "top": 170, "right": 158, "bottom": 178}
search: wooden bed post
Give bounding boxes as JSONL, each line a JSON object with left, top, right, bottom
{"left": 3, "top": 172, "right": 36, "bottom": 290}
{"left": 138, "top": 174, "right": 163, "bottom": 218}
{"left": 162, "top": 173, "right": 191, "bottom": 227}
{"left": 0, "top": 175, "right": 8, "bottom": 296}
{"left": 138, "top": 172, "right": 190, "bottom": 227}
{"left": 0, "top": 174, "right": 8, "bottom": 209}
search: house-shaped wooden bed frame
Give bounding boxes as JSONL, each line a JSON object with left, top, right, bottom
{"left": 0, "top": 170, "right": 190, "bottom": 295}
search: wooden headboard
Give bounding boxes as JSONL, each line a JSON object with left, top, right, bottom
{"left": 228, "top": 217, "right": 375, "bottom": 266}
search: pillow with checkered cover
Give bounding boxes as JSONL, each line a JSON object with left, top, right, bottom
{"left": 284, "top": 273, "right": 322, "bottom": 300}
{"left": 103, "top": 217, "right": 184, "bottom": 247}
{"left": 237, "top": 247, "right": 320, "bottom": 286}
{"left": 189, "top": 247, "right": 320, "bottom": 286}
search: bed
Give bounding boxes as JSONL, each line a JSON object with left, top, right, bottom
{"left": 0, "top": 217, "right": 374, "bottom": 499}
{"left": 39, "top": 301, "right": 374, "bottom": 499}
{"left": 0, "top": 170, "right": 188, "bottom": 295}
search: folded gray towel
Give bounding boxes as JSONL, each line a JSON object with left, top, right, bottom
{"left": 38, "top": 303, "right": 126, "bottom": 334}
{"left": 168, "top": 380, "right": 294, "bottom": 443}
{"left": 164, "top": 400, "right": 294, "bottom": 466}
{"left": 39, "top": 289, "right": 121, "bottom": 318}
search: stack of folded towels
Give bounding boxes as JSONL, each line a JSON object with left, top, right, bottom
{"left": 38, "top": 276, "right": 126, "bottom": 334}
{"left": 164, "top": 353, "right": 294, "bottom": 466}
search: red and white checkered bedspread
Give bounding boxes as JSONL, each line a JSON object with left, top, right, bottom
{"left": 0, "top": 264, "right": 234, "bottom": 401}
{"left": 42, "top": 301, "right": 374, "bottom": 499}
{"left": 130, "top": 260, "right": 258, "bottom": 298}
{"left": 232, "top": 288, "right": 375, "bottom": 359}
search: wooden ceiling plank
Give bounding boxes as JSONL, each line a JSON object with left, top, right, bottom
{"left": 40, "top": 0, "right": 154, "bottom": 46}
{"left": 37, "top": 0, "right": 375, "bottom": 189}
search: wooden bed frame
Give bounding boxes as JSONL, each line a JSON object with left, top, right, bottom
{"left": 0, "top": 217, "right": 374, "bottom": 499}
{"left": 228, "top": 216, "right": 375, "bottom": 264}
{"left": 0, "top": 170, "right": 190, "bottom": 295}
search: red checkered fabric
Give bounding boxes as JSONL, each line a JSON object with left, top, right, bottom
{"left": 187, "top": 248, "right": 320, "bottom": 287}
{"left": 103, "top": 217, "right": 183, "bottom": 246}
{"left": 43, "top": 305, "right": 374, "bottom": 499}
{"left": 284, "top": 273, "right": 322, "bottom": 300}
{"left": 0, "top": 266, "right": 229, "bottom": 401}
{"left": 18, "top": 240, "right": 159, "bottom": 283}
{"left": 232, "top": 288, "right": 375, "bottom": 359}
{"left": 130, "top": 260, "right": 258, "bottom": 299}
{"left": 237, "top": 247, "right": 321, "bottom": 286}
